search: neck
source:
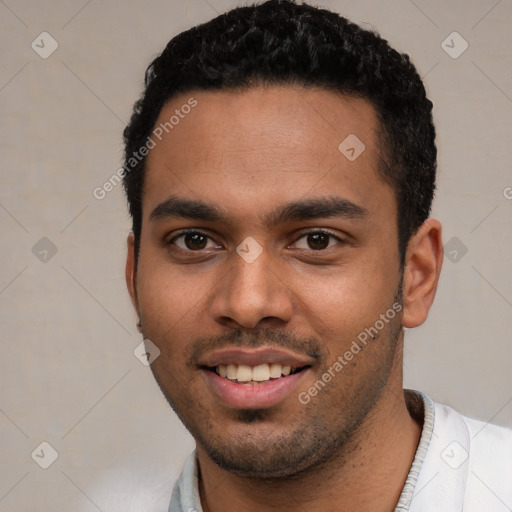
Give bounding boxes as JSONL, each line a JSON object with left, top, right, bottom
{"left": 197, "top": 381, "right": 422, "bottom": 512}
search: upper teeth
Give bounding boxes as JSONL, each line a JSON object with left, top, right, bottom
{"left": 216, "top": 363, "right": 292, "bottom": 382}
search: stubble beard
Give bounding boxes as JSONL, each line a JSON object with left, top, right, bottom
{"left": 196, "top": 319, "right": 402, "bottom": 480}
{"left": 148, "top": 293, "right": 404, "bottom": 480}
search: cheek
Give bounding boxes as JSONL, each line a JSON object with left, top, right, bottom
{"left": 289, "top": 261, "right": 398, "bottom": 349}
{"left": 136, "top": 257, "right": 210, "bottom": 326}
{"left": 136, "top": 275, "right": 209, "bottom": 379}
{"left": 136, "top": 265, "right": 207, "bottom": 387}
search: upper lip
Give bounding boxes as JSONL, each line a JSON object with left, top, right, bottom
{"left": 198, "top": 347, "right": 316, "bottom": 369}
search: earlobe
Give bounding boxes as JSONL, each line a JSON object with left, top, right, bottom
{"left": 402, "top": 219, "right": 443, "bottom": 328}
{"left": 125, "top": 233, "right": 140, "bottom": 323}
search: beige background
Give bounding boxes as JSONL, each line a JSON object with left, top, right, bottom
{"left": 1, "top": 0, "right": 511, "bottom": 510}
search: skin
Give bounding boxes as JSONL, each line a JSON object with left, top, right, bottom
{"left": 126, "top": 86, "right": 443, "bottom": 512}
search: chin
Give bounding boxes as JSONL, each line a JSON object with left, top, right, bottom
{"left": 196, "top": 417, "right": 351, "bottom": 480}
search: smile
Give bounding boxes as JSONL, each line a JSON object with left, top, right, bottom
{"left": 210, "top": 363, "right": 307, "bottom": 383}
{"left": 198, "top": 346, "right": 316, "bottom": 408}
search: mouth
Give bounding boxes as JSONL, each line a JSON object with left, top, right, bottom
{"left": 206, "top": 363, "right": 310, "bottom": 384}
{"left": 198, "top": 347, "right": 315, "bottom": 409}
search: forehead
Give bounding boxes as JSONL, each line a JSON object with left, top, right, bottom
{"left": 143, "top": 86, "right": 394, "bottom": 224}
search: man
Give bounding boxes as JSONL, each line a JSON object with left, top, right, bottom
{"left": 122, "top": 1, "right": 512, "bottom": 510}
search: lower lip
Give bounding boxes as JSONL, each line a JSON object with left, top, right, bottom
{"left": 202, "top": 369, "right": 310, "bottom": 409}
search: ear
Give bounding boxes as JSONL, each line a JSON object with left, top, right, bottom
{"left": 125, "top": 233, "right": 140, "bottom": 322}
{"left": 402, "top": 219, "right": 443, "bottom": 328}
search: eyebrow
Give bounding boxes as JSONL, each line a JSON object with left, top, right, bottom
{"left": 149, "top": 195, "right": 368, "bottom": 225}
{"left": 264, "top": 196, "right": 368, "bottom": 225}
{"left": 150, "top": 196, "right": 226, "bottom": 222}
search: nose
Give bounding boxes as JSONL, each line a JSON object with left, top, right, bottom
{"left": 210, "top": 247, "right": 293, "bottom": 330}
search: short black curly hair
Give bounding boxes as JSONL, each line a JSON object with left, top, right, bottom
{"left": 123, "top": 0, "right": 436, "bottom": 265}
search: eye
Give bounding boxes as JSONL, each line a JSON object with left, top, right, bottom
{"left": 170, "top": 231, "right": 221, "bottom": 251}
{"left": 293, "top": 231, "right": 341, "bottom": 251}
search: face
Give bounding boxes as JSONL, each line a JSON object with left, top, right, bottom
{"left": 127, "top": 86, "right": 405, "bottom": 478}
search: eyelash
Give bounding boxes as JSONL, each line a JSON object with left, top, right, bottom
{"left": 167, "top": 229, "right": 344, "bottom": 252}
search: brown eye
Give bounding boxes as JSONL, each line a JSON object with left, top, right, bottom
{"left": 306, "top": 233, "right": 330, "bottom": 250}
{"left": 171, "top": 231, "right": 219, "bottom": 251}
{"left": 292, "top": 231, "right": 341, "bottom": 251}
{"left": 183, "top": 233, "right": 207, "bottom": 250}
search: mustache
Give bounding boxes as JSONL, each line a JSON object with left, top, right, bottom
{"left": 187, "top": 328, "right": 324, "bottom": 367}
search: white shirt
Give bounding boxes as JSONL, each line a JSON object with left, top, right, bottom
{"left": 169, "top": 390, "right": 512, "bottom": 511}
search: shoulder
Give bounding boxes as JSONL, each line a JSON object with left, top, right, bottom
{"left": 404, "top": 390, "right": 512, "bottom": 512}
{"left": 434, "top": 399, "right": 512, "bottom": 468}
{"left": 433, "top": 398, "right": 512, "bottom": 511}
